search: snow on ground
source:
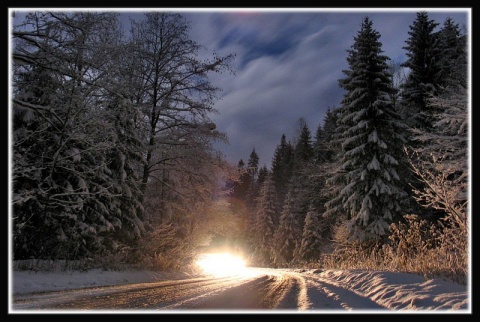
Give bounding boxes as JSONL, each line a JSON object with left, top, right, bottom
{"left": 10, "top": 269, "right": 201, "bottom": 295}
{"left": 10, "top": 267, "right": 470, "bottom": 313}
{"left": 307, "top": 269, "right": 470, "bottom": 311}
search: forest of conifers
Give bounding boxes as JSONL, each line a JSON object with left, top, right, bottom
{"left": 11, "top": 11, "right": 468, "bottom": 283}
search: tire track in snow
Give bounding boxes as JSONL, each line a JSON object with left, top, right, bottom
{"left": 274, "top": 273, "right": 309, "bottom": 310}
{"left": 183, "top": 273, "right": 296, "bottom": 310}
{"left": 13, "top": 268, "right": 403, "bottom": 311}
{"left": 301, "top": 274, "right": 389, "bottom": 310}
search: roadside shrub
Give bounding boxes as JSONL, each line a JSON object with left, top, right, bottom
{"left": 321, "top": 214, "right": 468, "bottom": 285}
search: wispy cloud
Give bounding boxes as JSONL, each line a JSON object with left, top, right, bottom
{"left": 119, "top": 9, "right": 469, "bottom": 167}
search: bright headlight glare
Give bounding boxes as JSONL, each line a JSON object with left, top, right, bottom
{"left": 195, "top": 252, "right": 247, "bottom": 276}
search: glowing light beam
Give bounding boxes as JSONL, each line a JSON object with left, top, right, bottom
{"left": 195, "top": 252, "right": 247, "bottom": 277}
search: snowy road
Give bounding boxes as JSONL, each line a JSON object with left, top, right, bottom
{"left": 11, "top": 268, "right": 387, "bottom": 312}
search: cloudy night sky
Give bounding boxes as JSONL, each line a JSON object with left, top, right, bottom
{"left": 185, "top": 8, "right": 470, "bottom": 167}
{"left": 12, "top": 8, "right": 470, "bottom": 168}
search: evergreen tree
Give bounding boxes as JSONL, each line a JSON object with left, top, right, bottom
{"left": 408, "top": 18, "right": 468, "bottom": 223}
{"left": 325, "top": 17, "right": 408, "bottom": 243}
{"left": 322, "top": 107, "right": 340, "bottom": 142}
{"left": 307, "top": 108, "right": 344, "bottom": 244}
{"left": 437, "top": 17, "right": 467, "bottom": 89}
{"left": 247, "top": 148, "right": 260, "bottom": 182}
{"left": 401, "top": 14, "right": 467, "bottom": 220}
{"left": 296, "top": 205, "right": 323, "bottom": 261}
{"left": 273, "top": 189, "right": 303, "bottom": 264}
{"left": 293, "top": 119, "right": 314, "bottom": 168}
{"left": 245, "top": 148, "right": 260, "bottom": 209}
{"left": 256, "top": 165, "right": 269, "bottom": 189}
{"left": 313, "top": 107, "right": 340, "bottom": 164}
{"left": 400, "top": 11, "right": 441, "bottom": 130}
{"left": 252, "top": 173, "right": 279, "bottom": 265}
{"left": 12, "top": 12, "right": 146, "bottom": 259}
{"left": 409, "top": 85, "right": 468, "bottom": 229}
{"left": 283, "top": 118, "right": 315, "bottom": 228}
{"left": 271, "top": 134, "right": 294, "bottom": 210}
{"left": 233, "top": 159, "right": 248, "bottom": 200}
{"left": 102, "top": 97, "right": 147, "bottom": 246}
{"left": 411, "top": 16, "right": 467, "bottom": 163}
{"left": 313, "top": 124, "right": 325, "bottom": 164}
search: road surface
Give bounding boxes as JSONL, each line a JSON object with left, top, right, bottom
{"left": 12, "top": 268, "right": 388, "bottom": 312}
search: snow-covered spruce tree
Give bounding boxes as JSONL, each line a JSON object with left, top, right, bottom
{"left": 389, "top": 16, "right": 468, "bottom": 279}
{"left": 12, "top": 12, "right": 148, "bottom": 260}
{"left": 292, "top": 118, "right": 314, "bottom": 168}
{"left": 313, "top": 107, "right": 341, "bottom": 165}
{"left": 313, "top": 124, "right": 326, "bottom": 164}
{"left": 271, "top": 134, "right": 294, "bottom": 210}
{"left": 233, "top": 159, "right": 248, "bottom": 200}
{"left": 283, "top": 119, "right": 315, "bottom": 256}
{"left": 296, "top": 205, "right": 323, "bottom": 262}
{"left": 245, "top": 148, "right": 260, "bottom": 210}
{"left": 324, "top": 17, "right": 408, "bottom": 243}
{"left": 251, "top": 173, "right": 279, "bottom": 265}
{"left": 436, "top": 17, "right": 468, "bottom": 90}
{"left": 256, "top": 165, "right": 269, "bottom": 190}
{"left": 300, "top": 109, "right": 342, "bottom": 248}
{"left": 400, "top": 11, "right": 442, "bottom": 130}
{"left": 102, "top": 97, "right": 146, "bottom": 252}
{"left": 402, "top": 15, "right": 467, "bottom": 221}
{"left": 408, "top": 16, "right": 468, "bottom": 230}
{"left": 409, "top": 86, "right": 468, "bottom": 231}
{"left": 273, "top": 189, "right": 304, "bottom": 265}
{"left": 230, "top": 158, "right": 251, "bottom": 243}
{"left": 410, "top": 16, "right": 467, "bottom": 167}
